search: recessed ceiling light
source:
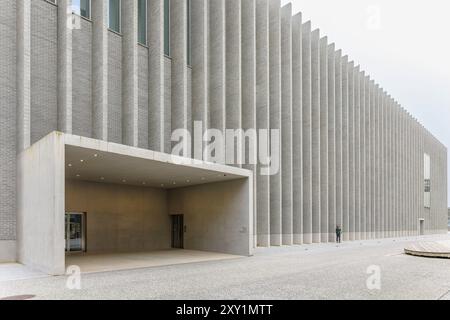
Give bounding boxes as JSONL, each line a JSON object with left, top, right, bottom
{"left": 186, "top": 180, "right": 190, "bottom": 183}
{"left": 76, "top": 174, "right": 80, "bottom": 177}
{"left": 201, "top": 177, "right": 205, "bottom": 180}
{"left": 94, "top": 154, "right": 98, "bottom": 157}
{"left": 100, "top": 177, "right": 105, "bottom": 180}
{"left": 122, "top": 179, "right": 127, "bottom": 183}
{"left": 142, "top": 182, "right": 146, "bottom": 185}
{"left": 68, "top": 164, "right": 72, "bottom": 167}
{"left": 173, "top": 182, "right": 176, "bottom": 185}
{"left": 80, "top": 159, "right": 84, "bottom": 163}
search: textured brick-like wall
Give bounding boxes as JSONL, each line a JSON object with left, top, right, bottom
{"left": 30, "top": 0, "right": 57, "bottom": 144}
{"left": 108, "top": 32, "right": 122, "bottom": 144}
{"left": 0, "top": 0, "right": 17, "bottom": 240}
{"left": 164, "top": 58, "right": 172, "bottom": 153}
{"left": 138, "top": 46, "right": 149, "bottom": 149}
{"left": 72, "top": 19, "right": 92, "bottom": 138}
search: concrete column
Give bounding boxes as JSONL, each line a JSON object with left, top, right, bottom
{"left": 280, "top": 4, "right": 293, "bottom": 245}
{"left": 381, "top": 90, "right": 386, "bottom": 237}
{"left": 255, "top": 0, "right": 270, "bottom": 247}
{"left": 353, "top": 66, "right": 361, "bottom": 240}
{"left": 319, "top": 37, "right": 328, "bottom": 243}
{"left": 327, "top": 43, "right": 336, "bottom": 242}
{"left": 171, "top": 0, "right": 188, "bottom": 152}
{"left": 208, "top": 0, "right": 226, "bottom": 162}
{"left": 241, "top": 0, "right": 257, "bottom": 246}
{"left": 292, "top": 12, "right": 303, "bottom": 245}
{"left": 386, "top": 95, "right": 391, "bottom": 237}
{"left": 302, "top": 21, "right": 313, "bottom": 244}
{"left": 374, "top": 85, "right": 380, "bottom": 238}
{"left": 226, "top": 0, "right": 242, "bottom": 165}
{"left": 368, "top": 79, "right": 374, "bottom": 238}
{"left": 348, "top": 61, "right": 355, "bottom": 241}
{"left": 388, "top": 94, "right": 393, "bottom": 236}
{"left": 334, "top": 49, "right": 343, "bottom": 237}
{"left": 385, "top": 92, "right": 391, "bottom": 237}
{"left": 92, "top": 0, "right": 109, "bottom": 141}
{"left": 148, "top": 0, "right": 167, "bottom": 152}
{"left": 191, "top": 0, "right": 208, "bottom": 158}
{"left": 405, "top": 111, "right": 409, "bottom": 235}
{"left": 311, "top": 29, "right": 321, "bottom": 243}
{"left": 407, "top": 113, "right": 412, "bottom": 235}
{"left": 375, "top": 85, "right": 384, "bottom": 238}
{"left": 399, "top": 107, "right": 403, "bottom": 235}
{"left": 390, "top": 97, "right": 395, "bottom": 237}
{"left": 17, "top": 0, "right": 31, "bottom": 151}
{"left": 122, "top": 0, "right": 138, "bottom": 147}
{"left": 390, "top": 97, "right": 396, "bottom": 237}
{"left": 57, "top": 0, "right": 73, "bottom": 134}
{"left": 394, "top": 102, "right": 399, "bottom": 236}
{"left": 358, "top": 71, "right": 365, "bottom": 240}
{"left": 341, "top": 55, "right": 350, "bottom": 241}
{"left": 415, "top": 119, "right": 420, "bottom": 234}
{"left": 401, "top": 108, "right": 407, "bottom": 235}
{"left": 269, "top": 0, "right": 282, "bottom": 246}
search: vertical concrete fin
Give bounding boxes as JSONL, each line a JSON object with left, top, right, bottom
{"left": 319, "top": 36, "right": 328, "bottom": 243}
{"left": 357, "top": 69, "right": 365, "bottom": 240}
{"left": 17, "top": 0, "right": 31, "bottom": 151}
{"left": 311, "top": 28, "right": 321, "bottom": 243}
{"left": 255, "top": 0, "right": 270, "bottom": 247}
{"left": 334, "top": 49, "right": 343, "bottom": 238}
{"left": 302, "top": 21, "right": 312, "bottom": 244}
{"left": 148, "top": 0, "right": 165, "bottom": 152}
{"left": 208, "top": 0, "right": 226, "bottom": 163}
{"left": 327, "top": 43, "right": 336, "bottom": 242}
{"left": 241, "top": 0, "right": 257, "bottom": 247}
{"left": 225, "top": 0, "right": 243, "bottom": 166}
{"left": 280, "top": 3, "right": 293, "bottom": 245}
{"left": 92, "top": 0, "right": 109, "bottom": 141}
{"left": 57, "top": 0, "right": 73, "bottom": 134}
{"left": 122, "top": 0, "right": 139, "bottom": 147}
{"left": 292, "top": 12, "right": 303, "bottom": 245}
{"left": 349, "top": 62, "right": 357, "bottom": 241}
{"left": 341, "top": 55, "right": 349, "bottom": 241}
{"left": 268, "top": 0, "right": 282, "bottom": 246}
{"left": 171, "top": 0, "right": 188, "bottom": 153}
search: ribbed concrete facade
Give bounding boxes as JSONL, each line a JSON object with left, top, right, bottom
{"left": 0, "top": 0, "right": 448, "bottom": 256}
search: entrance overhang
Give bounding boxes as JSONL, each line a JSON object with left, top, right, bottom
{"left": 17, "top": 132, "right": 253, "bottom": 275}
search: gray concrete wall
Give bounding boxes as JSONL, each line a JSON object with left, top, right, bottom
{"left": 17, "top": 132, "right": 65, "bottom": 275}
{"left": 168, "top": 179, "right": 253, "bottom": 256}
{"left": 66, "top": 180, "right": 171, "bottom": 253}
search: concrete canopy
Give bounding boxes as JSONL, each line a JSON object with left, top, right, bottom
{"left": 17, "top": 132, "right": 254, "bottom": 275}
{"left": 65, "top": 136, "right": 250, "bottom": 189}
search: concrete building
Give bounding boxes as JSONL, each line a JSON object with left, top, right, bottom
{"left": 0, "top": 0, "right": 447, "bottom": 274}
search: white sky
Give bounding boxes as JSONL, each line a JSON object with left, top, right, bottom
{"left": 281, "top": 0, "right": 450, "bottom": 206}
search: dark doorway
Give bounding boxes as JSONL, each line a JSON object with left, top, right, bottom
{"left": 171, "top": 215, "right": 184, "bottom": 249}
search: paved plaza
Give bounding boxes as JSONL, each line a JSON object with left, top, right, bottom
{"left": 1, "top": 234, "right": 450, "bottom": 300}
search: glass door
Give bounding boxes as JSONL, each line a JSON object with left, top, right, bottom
{"left": 65, "top": 213, "right": 86, "bottom": 253}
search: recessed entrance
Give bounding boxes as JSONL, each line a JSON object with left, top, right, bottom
{"left": 419, "top": 219, "right": 425, "bottom": 236}
{"left": 16, "top": 132, "right": 253, "bottom": 275}
{"left": 171, "top": 215, "right": 184, "bottom": 249}
{"left": 65, "top": 212, "right": 86, "bottom": 253}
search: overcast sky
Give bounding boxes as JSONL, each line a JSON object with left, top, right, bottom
{"left": 281, "top": 0, "right": 450, "bottom": 206}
